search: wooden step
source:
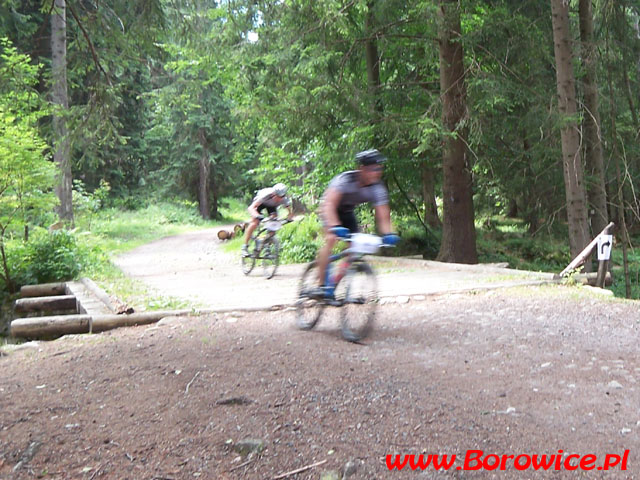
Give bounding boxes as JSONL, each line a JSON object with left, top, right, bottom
{"left": 14, "top": 295, "right": 77, "bottom": 313}
{"left": 65, "top": 281, "right": 113, "bottom": 315}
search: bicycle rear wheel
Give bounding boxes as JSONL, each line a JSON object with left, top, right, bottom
{"left": 339, "top": 262, "right": 377, "bottom": 342}
{"left": 261, "top": 237, "right": 280, "bottom": 279}
{"left": 295, "top": 261, "right": 326, "bottom": 330}
{"left": 241, "top": 237, "right": 257, "bottom": 275}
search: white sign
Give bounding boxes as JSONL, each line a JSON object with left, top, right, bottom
{"left": 597, "top": 234, "right": 613, "bottom": 261}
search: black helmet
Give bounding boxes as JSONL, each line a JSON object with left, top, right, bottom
{"left": 356, "top": 149, "right": 387, "bottom": 166}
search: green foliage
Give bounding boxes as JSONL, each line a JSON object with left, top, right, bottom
{"left": 0, "top": 38, "right": 54, "bottom": 230}
{"left": 5, "top": 229, "right": 99, "bottom": 289}
{"left": 0, "top": 37, "right": 56, "bottom": 292}
{"left": 73, "top": 179, "right": 111, "bottom": 227}
{"left": 476, "top": 218, "right": 570, "bottom": 272}
{"left": 278, "top": 214, "right": 324, "bottom": 263}
{"left": 393, "top": 222, "right": 440, "bottom": 259}
{"left": 81, "top": 200, "right": 208, "bottom": 254}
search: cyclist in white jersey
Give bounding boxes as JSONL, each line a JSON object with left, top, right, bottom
{"left": 242, "top": 183, "right": 294, "bottom": 256}
{"left": 312, "top": 149, "right": 399, "bottom": 297}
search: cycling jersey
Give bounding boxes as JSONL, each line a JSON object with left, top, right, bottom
{"left": 324, "top": 171, "right": 388, "bottom": 212}
{"left": 252, "top": 187, "right": 291, "bottom": 208}
{"left": 319, "top": 171, "right": 389, "bottom": 231}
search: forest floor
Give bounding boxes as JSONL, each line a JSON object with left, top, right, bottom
{"left": 1, "top": 227, "right": 639, "bottom": 479}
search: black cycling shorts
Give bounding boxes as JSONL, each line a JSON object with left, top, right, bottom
{"left": 337, "top": 209, "right": 359, "bottom": 233}
{"left": 257, "top": 203, "right": 277, "bottom": 216}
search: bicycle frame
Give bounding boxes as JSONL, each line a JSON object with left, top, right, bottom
{"left": 325, "top": 251, "right": 361, "bottom": 289}
{"left": 296, "top": 233, "right": 385, "bottom": 342}
{"left": 250, "top": 218, "right": 282, "bottom": 258}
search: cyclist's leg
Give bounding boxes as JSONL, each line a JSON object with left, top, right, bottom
{"left": 315, "top": 210, "right": 358, "bottom": 287}
{"left": 244, "top": 203, "right": 271, "bottom": 246}
{"left": 315, "top": 229, "right": 338, "bottom": 287}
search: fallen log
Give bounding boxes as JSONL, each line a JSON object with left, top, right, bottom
{"left": 217, "top": 229, "right": 234, "bottom": 240}
{"left": 10, "top": 309, "right": 193, "bottom": 339}
{"left": 14, "top": 295, "right": 77, "bottom": 314}
{"left": 234, "top": 223, "right": 246, "bottom": 235}
{"left": 575, "top": 271, "right": 612, "bottom": 287}
{"left": 20, "top": 282, "right": 66, "bottom": 298}
{"left": 11, "top": 314, "right": 91, "bottom": 338}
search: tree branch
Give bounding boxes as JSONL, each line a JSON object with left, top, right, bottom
{"left": 66, "top": 0, "right": 113, "bottom": 86}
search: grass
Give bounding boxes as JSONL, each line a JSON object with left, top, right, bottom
{"left": 75, "top": 197, "right": 246, "bottom": 311}
{"left": 475, "top": 216, "right": 640, "bottom": 300}
{"left": 78, "top": 198, "right": 246, "bottom": 255}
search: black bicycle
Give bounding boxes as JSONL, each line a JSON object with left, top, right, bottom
{"left": 295, "top": 233, "right": 391, "bottom": 342}
{"left": 241, "top": 216, "right": 288, "bottom": 279}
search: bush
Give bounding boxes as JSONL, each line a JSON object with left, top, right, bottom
{"left": 278, "top": 214, "right": 324, "bottom": 263}
{"left": 26, "top": 230, "right": 86, "bottom": 283}
{"left": 9, "top": 229, "right": 98, "bottom": 287}
{"left": 396, "top": 224, "right": 440, "bottom": 259}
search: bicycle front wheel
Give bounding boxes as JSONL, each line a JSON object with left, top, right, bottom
{"left": 295, "top": 261, "right": 325, "bottom": 331}
{"left": 339, "top": 262, "right": 377, "bottom": 342}
{"left": 241, "top": 237, "right": 257, "bottom": 275}
{"left": 261, "top": 237, "right": 280, "bottom": 279}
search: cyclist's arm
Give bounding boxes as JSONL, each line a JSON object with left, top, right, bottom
{"left": 248, "top": 198, "right": 262, "bottom": 218}
{"left": 321, "top": 187, "right": 343, "bottom": 228}
{"left": 374, "top": 203, "right": 392, "bottom": 235}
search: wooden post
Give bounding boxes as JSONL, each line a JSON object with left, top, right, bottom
{"left": 595, "top": 260, "right": 609, "bottom": 288}
{"left": 595, "top": 223, "right": 615, "bottom": 288}
{"left": 559, "top": 221, "right": 615, "bottom": 277}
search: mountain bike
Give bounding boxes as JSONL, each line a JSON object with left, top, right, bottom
{"left": 295, "top": 233, "right": 392, "bottom": 342}
{"left": 241, "top": 216, "right": 289, "bottom": 279}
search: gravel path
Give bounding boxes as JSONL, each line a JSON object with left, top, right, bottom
{"left": 113, "top": 226, "right": 557, "bottom": 310}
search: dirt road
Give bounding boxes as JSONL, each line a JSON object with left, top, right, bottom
{"left": 2, "top": 228, "right": 638, "bottom": 479}
{"left": 112, "top": 227, "right": 556, "bottom": 310}
{"left": 1, "top": 287, "right": 639, "bottom": 478}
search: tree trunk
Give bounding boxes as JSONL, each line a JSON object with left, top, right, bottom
{"left": 520, "top": 132, "right": 540, "bottom": 235}
{"left": 606, "top": 43, "right": 632, "bottom": 298}
{"left": 198, "top": 129, "right": 210, "bottom": 220}
{"left": 51, "top": 0, "right": 73, "bottom": 224}
{"left": 550, "top": 0, "right": 590, "bottom": 265}
{"left": 211, "top": 173, "right": 219, "bottom": 219}
{"left": 436, "top": 0, "right": 478, "bottom": 264}
{"left": 421, "top": 163, "right": 441, "bottom": 228}
{"left": 579, "top": 0, "right": 608, "bottom": 236}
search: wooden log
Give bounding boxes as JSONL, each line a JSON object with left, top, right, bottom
{"left": 14, "top": 295, "right": 77, "bottom": 313}
{"left": 234, "top": 223, "right": 246, "bottom": 235}
{"left": 217, "top": 229, "right": 232, "bottom": 240}
{"left": 20, "top": 282, "right": 67, "bottom": 298}
{"left": 10, "top": 310, "right": 193, "bottom": 339}
{"left": 559, "top": 222, "right": 615, "bottom": 277}
{"left": 10, "top": 314, "right": 91, "bottom": 339}
{"left": 91, "top": 310, "right": 191, "bottom": 332}
{"left": 575, "top": 271, "right": 612, "bottom": 287}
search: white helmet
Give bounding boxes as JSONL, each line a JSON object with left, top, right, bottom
{"left": 273, "top": 183, "right": 287, "bottom": 196}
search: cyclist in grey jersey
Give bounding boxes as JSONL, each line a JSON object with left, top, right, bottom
{"left": 242, "top": 183, "right": 293, "bottom": 255}
{"left": 313, "top": 149, "right": 398, "bottom": 297}
{"left": 321, "top": 170, "right": 389, "bottom": 228}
